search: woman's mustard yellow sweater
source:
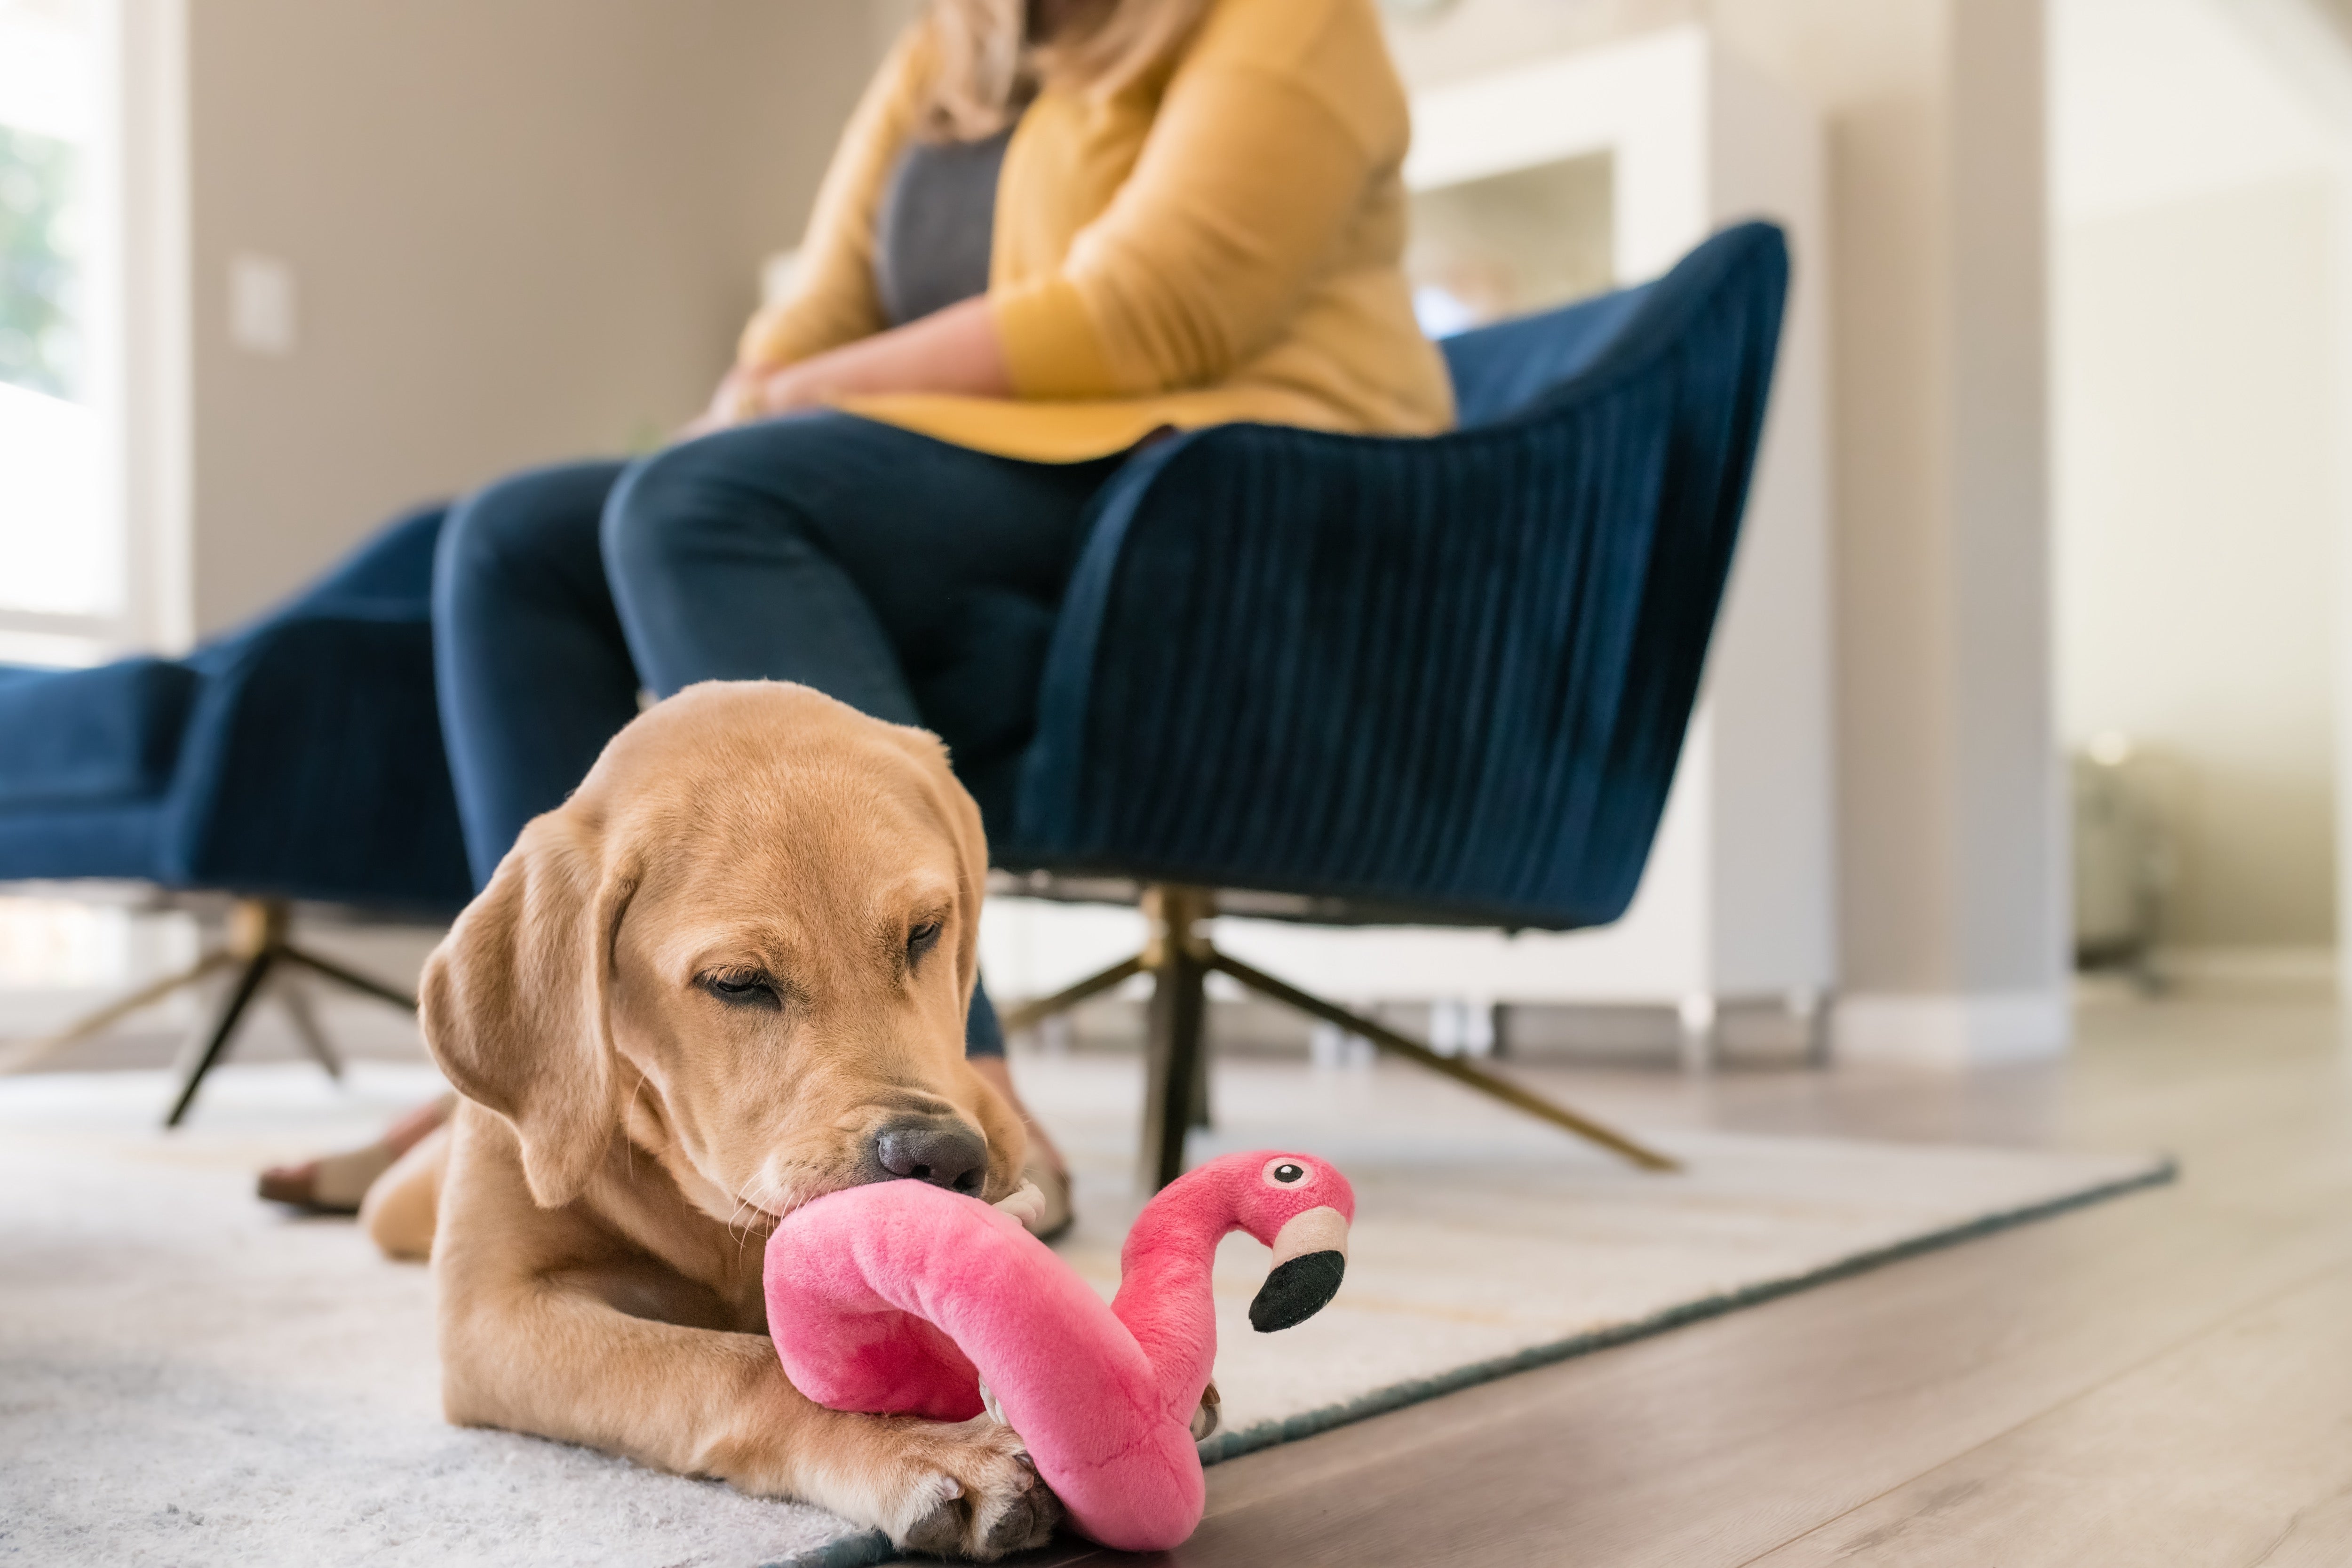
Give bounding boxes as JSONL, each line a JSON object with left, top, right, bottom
{"left": 735, "top": 0, "right": 1455, "bottom": 462}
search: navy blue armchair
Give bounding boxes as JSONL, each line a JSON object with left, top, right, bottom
{"left": 989, "top": 222, "right": 1791, "bottom": 1185}
{"left": 0, "top": 507, "right": 471, "bottom": 1122}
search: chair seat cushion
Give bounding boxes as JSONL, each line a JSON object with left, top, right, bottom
{"left": 0, "top": 659, "right": 201, "bottom": 809}
{"left": 0, "top": 798, "right": 165, "bottom": 882}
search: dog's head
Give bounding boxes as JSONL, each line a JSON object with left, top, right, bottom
{"left": 418, "top": 681, "right": 1025, "bottom": 1223}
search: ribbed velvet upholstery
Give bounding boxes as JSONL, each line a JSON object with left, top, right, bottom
{"left": 1000, "top": 222, "right": 1788, "bottom": 931}
{"left": 0, "top": 506, "right": 473, "bottom": 915}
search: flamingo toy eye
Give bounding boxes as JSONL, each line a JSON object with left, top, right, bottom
{"left": 1263, "top": 1157, "right": 1310, "bottom": 1187}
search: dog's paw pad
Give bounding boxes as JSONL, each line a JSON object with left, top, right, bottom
{"left": 897, "top": 1474, "right": 968, "bottom": 1556}
{"left": 980, "top": 1455, "right": 1063, "bottom": 1556}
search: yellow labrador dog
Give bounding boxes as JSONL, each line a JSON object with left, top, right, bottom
{"left": 366, "top": 681, "right": 1061, "bottom": 1560}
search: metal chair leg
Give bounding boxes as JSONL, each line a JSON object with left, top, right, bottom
{"left": 1187, "top": 1014, "right": 1213, "bottom": 1130}
{"left": 159, "top": 899, "right": 288, "bottom": 1126}
{"left": 0, "top": 895, "right": 419, "bottom": 1118}
{"left": 161, "top": 907, "right": 421, "bottom": 1125}
{"left": 0, "top": 950, "right": 237, "bottom": 1075}
{"left": 276, "top": 976, "right": 345, "bottom": 1081}
{"left": 1138, "top": 887, "right": 1212, "bottom": 1191}
{"left": 995, "top": 954, "right": 1144, "bottom": 1037}
{"left": 279, "top": 944, "right": 417, "bottom": 1011}
{"left": 1205, "top": 947, "right": 1680, "bottom": 1173}
{"left": 165, "top": 947, "right": 275, "bottom": 1127}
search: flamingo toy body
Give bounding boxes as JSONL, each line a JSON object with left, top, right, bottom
{"left": 764, "top": 1150, "right": 1355, "bottom": 1552}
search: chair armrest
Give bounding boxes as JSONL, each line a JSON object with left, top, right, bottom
{"left": 159, "top": 609, "right": 473, "bottom": 913}
{"left": 1012, "top": 299, "right": 1772, "bottom": 928}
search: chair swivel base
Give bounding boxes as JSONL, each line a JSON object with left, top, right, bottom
{"left": 998, "top": 886, "right": 1681, "bottom": 1191}
{"left": 0, "top": 898, "right": 419, "bottom": 1127}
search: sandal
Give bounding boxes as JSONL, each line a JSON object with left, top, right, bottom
{"left": 1024, "top": 1158, "right": 1074, "bottom": 1243}
{"left": 256, "top": 1142, "right": 397, "bottom": 1213}
{"left": 257, "top": 1092, "right": 457, "bottom": 1214}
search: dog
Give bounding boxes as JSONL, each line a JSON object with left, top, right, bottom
{"left": 364, "top": 681, "right": 1062, "bottom": 1559}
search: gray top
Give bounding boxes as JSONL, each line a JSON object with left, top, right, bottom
{"left": 873, "top": 124, "right": 1016, "bottom": 329}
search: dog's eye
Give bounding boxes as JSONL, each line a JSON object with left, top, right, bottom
{"left": 699, "top": 969, "right": 780, "bottom": 1009}
{"left": 906, "top": 920, "right": 943, "bottom": 963}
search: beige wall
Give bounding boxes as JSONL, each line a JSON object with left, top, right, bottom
{"left": 186, "top": 0, "right": 877, "bottom": 633}
{"left": 871, "top": 0, "right": 926, "bottom": 54}
{"left": 2055, "top": 175, "right": 2337, "bottom": 947}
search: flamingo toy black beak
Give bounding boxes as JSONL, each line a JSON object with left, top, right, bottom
{"left": 1251, "top": 1206, "right": 1350, "bottom": 1332}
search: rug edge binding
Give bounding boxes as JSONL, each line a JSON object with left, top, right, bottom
{"left": 764, "top": 1528, "right": 894, "bottom": 1568}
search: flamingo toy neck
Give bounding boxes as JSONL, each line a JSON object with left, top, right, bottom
{"left": 1109, "top": 1164, "right": 1244, "bottom": 1422}
{"left": 1106, "top": 1151, "right": 1355, "bottom": 1425}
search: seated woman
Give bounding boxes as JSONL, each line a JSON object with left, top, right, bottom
{"left": 260, "top": 0, "right": 1453, "bottom": 1231}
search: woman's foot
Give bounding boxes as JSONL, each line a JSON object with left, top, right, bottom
{"left": 969, "top": 1056, "right": 1074, "bottom": 1242}
{"left": 257, "top": 1093, "right": 457, "bottom": 1214}
{"left": 1022, "top": 1157, "right": 1074, "bottom": 1243}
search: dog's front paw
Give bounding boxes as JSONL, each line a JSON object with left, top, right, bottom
{"left": 883, "top": 1417, "right": 1062, "bottom": 1560}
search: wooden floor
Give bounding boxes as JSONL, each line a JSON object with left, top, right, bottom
{"left": 914, "top": 994, "right": 2352, "bottom": 1567}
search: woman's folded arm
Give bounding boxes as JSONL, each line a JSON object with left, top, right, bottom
{"left": 991, "top": 63, "right": 1382, "bottom": 400}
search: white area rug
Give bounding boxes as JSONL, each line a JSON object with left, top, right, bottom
{"left": 0, "top": 1059, "right": 2168, "bottom": 1567}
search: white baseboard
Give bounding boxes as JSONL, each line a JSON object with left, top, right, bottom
{"left": 1832, "top": 989, "right": 2071, "bottom": 1068}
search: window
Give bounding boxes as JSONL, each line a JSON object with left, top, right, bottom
{"left": 0, "top": 0, "right": 114, "bottom": 667}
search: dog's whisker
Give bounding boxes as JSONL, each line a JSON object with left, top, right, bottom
{"left": 728, "top": 1194, "right": 760, "bottom": 1261}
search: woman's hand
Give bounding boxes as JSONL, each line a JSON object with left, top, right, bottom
{"left": 753, "top": 360, "right": 837, "bottom": 418}
{"left": 684, "top": 297, "right": 1013, "bottom": 439}
{"left": 765, "top": 297, "right": 1014, "bottom": 414}
{"left": 681, "top": 366, "right": 767, "bottom": 439}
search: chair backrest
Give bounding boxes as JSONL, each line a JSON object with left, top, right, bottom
{"left": 1438, "top": 282, "right": 1656, "bottom": 429}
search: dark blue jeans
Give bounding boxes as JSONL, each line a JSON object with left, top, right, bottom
{"left": 431, "top": 412, "right": 1127, "bottom": 1056}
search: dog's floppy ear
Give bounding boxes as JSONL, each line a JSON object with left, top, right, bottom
{"left": 420, "top": 808, "right": 636, "bottom": 1208}
{"left": 881, "top": 724, "right": 990, "bottom": 1006}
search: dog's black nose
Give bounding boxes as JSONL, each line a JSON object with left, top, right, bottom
{"left": 870, "top": 1117, "right": 988, "bottom": 1195}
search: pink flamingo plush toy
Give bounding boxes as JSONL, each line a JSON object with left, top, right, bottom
{"left": 764, "top": 1149, "right": 1354, "bottom": 1552}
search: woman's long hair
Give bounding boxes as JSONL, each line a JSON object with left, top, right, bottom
{"left": 922, "top": 0, "right": 1210, "bottom": 140}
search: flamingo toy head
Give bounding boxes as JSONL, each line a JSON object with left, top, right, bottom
{"left": 1207, "top": 1152, "right": 1356, "bottom": 1332}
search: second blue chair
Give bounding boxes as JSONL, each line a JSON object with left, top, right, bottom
{"left": 0, "top": 509, "right": 471, "bottom": 1122}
